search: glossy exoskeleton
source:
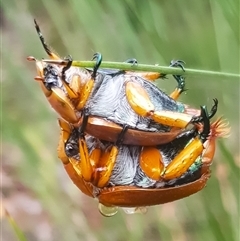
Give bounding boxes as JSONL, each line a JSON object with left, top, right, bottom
{"left": 57, "top": 104, "right": 229, "bottom": 216}
{"left": 28, "top": 20, "right": 207, "bottom": 147}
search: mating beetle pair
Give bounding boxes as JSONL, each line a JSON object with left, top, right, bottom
{"left": 57, "top": 111, "right": 227, "bottom": 216}
{"left": 28, "top": 20, "right": 229, "bottom": 215}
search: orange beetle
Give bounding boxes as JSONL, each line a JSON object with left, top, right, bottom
{"left": 28, "top": 20, "right": 208, "bottom": 146}
{"left": 57, "top": 106, "right": 229, "bottom": 216}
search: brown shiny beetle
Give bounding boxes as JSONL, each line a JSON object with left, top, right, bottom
{"left": 28, "top": 20, "right": 208, "bottom": 147}
{"left": 57, "top": 105, "right": 229, "bottom": 216}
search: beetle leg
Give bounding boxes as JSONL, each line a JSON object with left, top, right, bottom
{"left": 76, "top": 112, "right": 114, "bottom": 186}
{"left": 57, "top": 119, "right": 95, "bottom": 197}
{"left": 75, "top": 53, "right": 102, "bottom": 110}
{"left": 59, "top": 56, "right": 81, "bottom": 100}
{"left": 207, "top": 98, "right": 218, "bottom": 119}
{"left": 139, "top": 147, "right": 165, "bottom": 181}
{"left": 42, "top": 83, "right": 79, "bottom": 123}
{"left": 93, "top": 126, "right": 128, "bottom": 188}
{"left": 151, "top": 110, "right": 193, "bottom": 128}
{"left": 169, "top": 60, "right": 187, "bottom": 100}
{"left": 163, "top": 106, "right": 210, "bottom": 180}
{"left": 61, "top": 55, "right": 73, "bottom": 82}
{"left": 125, "top": 80, "right": 193, "bottom": 128}
{"left": 191, "top": 99, "right": 218, "bottom": 124}
{"left": 77, "top": 114, "right": 94, "bottom": 181}
{"left": 92, "top": 52, "right": 102, "bottom": 79}
{"left": 57, "top": 119, "right": 72, "bottom": 165}
{"left": 202, "top": 117, "right": 230, "bottom": 165}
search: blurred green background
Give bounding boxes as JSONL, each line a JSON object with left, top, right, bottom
{"left": 2, "top": 0, "right": 239, "bottom": 241}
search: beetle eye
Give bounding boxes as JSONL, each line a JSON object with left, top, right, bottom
{"left": 65, "top": 143, "right": 78, "bottom": 157}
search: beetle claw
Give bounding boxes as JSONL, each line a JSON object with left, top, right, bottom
{"left": 124, "top": 58, "right": 138, "bottom": 66}
{"left": 208, "top": 98, "right": 218, "bottom": 119}
{"left": 170, "top": 60, "right": 186, "bottom": 71}
{"left": 92, "top": 52, "right": 102, "bottom": 78}
{"left": 191, "top": 98, "right": 218, "bottom": 124}
{"left": 169, "top": 60, "right": 186, "bottom": 94}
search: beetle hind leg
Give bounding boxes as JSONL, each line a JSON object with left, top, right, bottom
{"left": 163, "top": 106, "right": 211, "bottom": 180}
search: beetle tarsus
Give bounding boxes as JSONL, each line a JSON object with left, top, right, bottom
{"left": 169, "top": 60, "right": 186, "bottom": 93}
{"left": 191, "top": 99, "right": 218, "bottom": 124}
{"left": 199, "top": 106, "right": 210, "bottom": 143}
{"left": 208, "top": 98, "right": 218, "bottom": 119}
{"left": 170, "top": 60, "right": 186, "bottom": 71}
{"left": 92, "top": 52, "right": 102, "bottom": 79}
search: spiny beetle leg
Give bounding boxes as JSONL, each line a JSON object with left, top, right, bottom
{"left": 191, "top": 99, "right": 218, "bottom": 124}
{"left": 163, "top": 106, "right": 211, "bottom": 180}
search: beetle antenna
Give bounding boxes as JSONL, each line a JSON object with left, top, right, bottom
{"left": 34, "top": 19, "right": 60, "bottom": 59}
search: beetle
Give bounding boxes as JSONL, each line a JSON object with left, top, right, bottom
{"left": 57, "top": 103, "right": 229, "bottom": 216}
{"left": 28, "top": 20, "right": 209, "bottom": 146}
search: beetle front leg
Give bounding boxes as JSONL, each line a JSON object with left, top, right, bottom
{"left": 92, "top": 126, "right": 128, "bottom": 188}
{"left": 77, "top": 114, "right": 123, "bottom": 188}
{"left": 76, "top": 53, "right": 102, "bottom": 110}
